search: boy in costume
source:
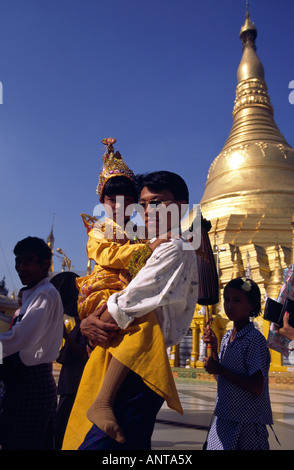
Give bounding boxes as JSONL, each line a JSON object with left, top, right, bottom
{"left": 75, "top": 138, "right": 170, "bottom": 443}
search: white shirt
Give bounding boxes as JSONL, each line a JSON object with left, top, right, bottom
{"left": 107, "top": 237, "right": 199, "bottom": 347}
{"left": 0, "top": 277, "right": 64, "bottom": 366}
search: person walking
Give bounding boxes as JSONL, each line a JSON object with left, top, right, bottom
{"left": 0, "top": 236, "right": 64, "bottom": 450}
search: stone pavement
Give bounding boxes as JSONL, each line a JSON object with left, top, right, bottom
{"left": 53, "top": 363, "right": 294, "bottom": 451}
{"left": 152, "top": 381, "right": 294, "bottom": 451}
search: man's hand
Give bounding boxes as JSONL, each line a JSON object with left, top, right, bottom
{"left": 99, "top": 308, "right": 119, "bottom": 325}
{"left": 80, "top": 303, "right": 120, "bottom": 347}
{"left": 279, "top": 311, "right": 294, "bottom": 341}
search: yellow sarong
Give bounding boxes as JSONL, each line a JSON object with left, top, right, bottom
{"left": 62, "top": 216, "right": 182, "bottom": 450}
{"left": 62, "top": 311, "right": 182, "bottom": 450}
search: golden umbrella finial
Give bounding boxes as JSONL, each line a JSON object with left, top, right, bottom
{"left": 56, "top": 248, "right": 71, "bottom": 271}
{"left": 240, "top": 1, "right": 257, "bottom": 43}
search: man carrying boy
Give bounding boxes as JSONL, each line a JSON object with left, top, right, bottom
{"left": 66, "top": 170, "right": 199, "bottom": 450}
{"left": 0, "top": 236, "right": 64, "bottom": 450}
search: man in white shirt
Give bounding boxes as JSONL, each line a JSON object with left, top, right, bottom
{"left": 78, "top": 171, "right": 199, "bottom": 450}
{"left": 0, "top": 236, "right": 64, "bottom": 450}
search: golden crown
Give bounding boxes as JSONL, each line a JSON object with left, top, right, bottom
{"left": 96, "top": 138, "right": 136, "bottom": 201}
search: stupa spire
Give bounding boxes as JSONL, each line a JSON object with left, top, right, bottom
{"left": 47, "top": 214, "right": 55, "bottom": 272}
{"left": 220, "top": 3, "right": 289, "bottom": 150}
{"left": 200, "top": 4, "right": 294, "bottom": 221}
{"left": 237, "top": 2, "right": 264, "bottom": 82}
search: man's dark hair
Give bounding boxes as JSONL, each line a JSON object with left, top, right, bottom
{"left": 136, "top": 171, "right": 189, "bottom": 203}
{"left": 101, "top": 176, "right": 139, "bottom": 202}
{"left": 14, "top": 236, "right": 52, "bottom": 263}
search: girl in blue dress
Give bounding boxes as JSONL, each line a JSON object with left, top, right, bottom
{"left": 203, "top": 277, "right": 273, "bottom": 450}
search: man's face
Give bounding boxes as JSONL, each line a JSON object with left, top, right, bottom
{"left": 139, "top": 186, "right": 183, "bottom": 238}
{"left": 15, "top": 250, "right": 49, "bottom": 288}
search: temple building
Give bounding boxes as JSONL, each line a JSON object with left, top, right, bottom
{"left": 174, "top": 6, "right": 294, "bottom": 375}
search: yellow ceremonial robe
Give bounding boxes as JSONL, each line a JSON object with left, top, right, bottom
{"left": 62, "top": 216, "right": 182, "bottom": 450}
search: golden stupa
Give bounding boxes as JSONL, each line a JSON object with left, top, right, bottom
{"left": 192, "top": 5, "right": 294, "bottom": 374}
{"left": 201, "top": 6, "right": 294, "bottom": 228}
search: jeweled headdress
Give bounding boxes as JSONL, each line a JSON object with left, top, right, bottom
{"left": 96, "top": 137, "right": 136, "bottom": 202}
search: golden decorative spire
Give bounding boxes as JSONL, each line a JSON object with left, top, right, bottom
{"left": 227, "top": 2, "right": 287, "bottom": 148}
{"left": 238, "top": 2, "right": 260, "bottom": 73}
{"left": 231, "top": 245, "right": 243, "bottom": 279}
{"left": 267, "top": 245, "right": 283, "bottom": 299}
{"left": 244, "top": 250, "right": 252, "bottom": 278}
{"left": 47, "top": 215, "right": 55, "bottom": 272}
{"left": 234, "top": 4, "right": 271, "bottom": 117}
{"left": 87, "top": 259, "right": 92, "bottom": 275}
{"left": 200, "top": 5, "right": 294, "bottom": 220}
{"left": 96, "top": 138, "right": 136, "bottom": 202}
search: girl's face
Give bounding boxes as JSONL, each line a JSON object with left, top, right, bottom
{"left": 224, "top": 287, "right": 253, "bottom": 323}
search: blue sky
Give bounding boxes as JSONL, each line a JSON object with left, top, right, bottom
{"left": 1, "top": 0, "right": 294, "bottom": 295}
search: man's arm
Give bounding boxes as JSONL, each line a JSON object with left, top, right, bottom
{"left": 107, "top": 239, "right": 189, "bottom": 329}
{"left": 79, "top": 239, "right": 172, "bottom": 347}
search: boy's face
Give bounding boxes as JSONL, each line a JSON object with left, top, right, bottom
{"left": 103, "top": 194, "right": 135, "bottom": 223}
{"left": 15, "top": 250, "right": 50, "bottom": 288}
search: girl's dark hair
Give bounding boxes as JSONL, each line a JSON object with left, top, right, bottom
{"left": 50, "top": 271, "right": 79, "bottom": 317}
{"left": 14, "top": 236, "right": 52, "bottom": 264}
{"left": 101, "top": 176, "right": 139, "bottom": 202}
{"left": 136, "top": 171, "right": 189, "bottom": 203}
{"left": 224, "top": 277, "right": 261, "bottom": 317}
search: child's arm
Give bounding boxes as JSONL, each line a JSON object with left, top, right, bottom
{"left": 87, "top": 225, "right": 170, "bottom": 271}
{"left": 87, "top": 230, "right": 145, "bottom": 270}
{"left": 81, "top": 214, "right": 145, "bottom": 270}
{"left": 204, "top": 357, "right": 264, "bottom": 396}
